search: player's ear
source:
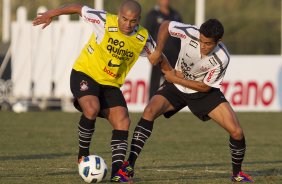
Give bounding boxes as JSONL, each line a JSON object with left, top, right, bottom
{"left": 216, "top": 38, "right": 222, "bottom": 44}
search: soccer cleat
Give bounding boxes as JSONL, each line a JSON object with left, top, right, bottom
{"left": 231, "top": 171, "right": 254, "bottom": 182}
{"left": 78, "top": 156, "right": 86, "bottom": 164}
{"left": 111, "top": 169, "right": 130, "bottom": 182}
{"left": 78, "top": 157, "right": 84, "bottom": 164}
{"left": 121, "top": 161, "right": 134, "bottom": 177}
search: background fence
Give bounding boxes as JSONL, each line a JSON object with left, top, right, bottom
{"left": 7, "top": 6, "right": 282, "bottom": 112}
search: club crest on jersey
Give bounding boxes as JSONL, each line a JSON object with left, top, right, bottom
{"left": 108, "top": 27, "right": 118, "bottom": 32}
{"left": 136, "top": 34, "right": 145, "bottom": 42}
{"left": 189, "top": 40, "right": 198, "bottom": 48}
{"left": 80, "top": 80, "right": 89, "bottom": 91}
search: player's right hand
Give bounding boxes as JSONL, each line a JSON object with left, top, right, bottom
{"left": 175, "top": 70, "right": 184, "bottom": 78}
{"left": 148, "top": 50, "right": 162, "bottom": 65}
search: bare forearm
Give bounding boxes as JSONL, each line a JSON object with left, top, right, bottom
{"left": 155, "top": 20, "right": 171, "bottom": 53}
{"left": 33, "top": 3, "right": 83, "bottom": 29}
{"left": 49, "top": 4, "right": 83, "bottom": 17}
{"left": 147, "top": 21, "right": 171, "bottom": 66}
{"left": 159, "top": 54, "right": 173, "bottom": 71}
{"left": 173, "top": 77, "right": 211, "bottom": 92}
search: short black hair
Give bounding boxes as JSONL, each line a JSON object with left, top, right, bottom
{"left": 199, "top": 19, "right": 224, "bottom": 42}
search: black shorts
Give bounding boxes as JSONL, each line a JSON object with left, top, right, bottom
{"left": 70, "top": 69, "right": 127, "bottom": 113}
{"left": 155, "top": 81, "right": 228, "bottom": 121}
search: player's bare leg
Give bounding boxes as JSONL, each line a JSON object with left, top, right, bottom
{"left": 77, "top": 95, "right": 100, "bottom": 162}
{"left": 143, "top": 95, "right": 174, "bottom": 121}
{"left": 208, "top": 102, "right": 254, "bottom": 182}
{"left": 127, "top": 95, "right": 174, "bottom": 171}
{"left": 103, "top": 106, "right": 133, "bottom": 182}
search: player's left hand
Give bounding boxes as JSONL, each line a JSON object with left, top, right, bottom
{"left": 32, "top": 12, "right": 53, "bottom": 29}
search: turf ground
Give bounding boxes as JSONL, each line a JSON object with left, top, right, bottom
{"left": 0, "top": 111, "right": 282, "bottom": 184}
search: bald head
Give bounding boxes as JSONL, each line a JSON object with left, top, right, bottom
{"left": 118, "top": 0, "right": 142, "bottom": 35}
{"left": 119, "top": 0, "right": 142, "bottom": 16}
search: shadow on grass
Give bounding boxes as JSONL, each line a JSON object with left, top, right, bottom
{"left": 136, "top": 160, "right": 282, "bottom": 182}
{"left": 132, "top": 174, "right": 228, "bottom": 183}
{"left": 0, "top": 152, "right": 74, "bottom": 161}
{"left": 246, "top": 160, "right": 282, "bottom": 165}
{"left": 141, "top": 162, "right": 225, "bottom": 169}
{"left": 0, "top": 151, "right": 111, "bottom": 161}
{"left": 250, "top": 168, "right": 282, "bottom": 176}
{"left": 44, "top": 170, "right": 77, "bottom": 176}
{"left": 141, "top": 160, "right": 282, "bottom": 170}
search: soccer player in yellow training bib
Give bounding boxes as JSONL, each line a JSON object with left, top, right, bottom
{"left": 33, "top": 0, "right": 172, "bottom": 182}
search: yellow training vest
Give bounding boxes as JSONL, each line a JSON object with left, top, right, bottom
{"left": 73, "top": 13, "right": 149, "bottom": 87}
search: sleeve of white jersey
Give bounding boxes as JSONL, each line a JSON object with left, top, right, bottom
{"left": 81, "top": 6, "right": 106, "bottom": 28}
{"left": 140, "top": 34, "right": 156, "bottom": 57}
{"left": 168, "top": 21, "right": 198, "bottom": 40}
{"left": 203, "top": 58, "right": 229, "bottom": 88}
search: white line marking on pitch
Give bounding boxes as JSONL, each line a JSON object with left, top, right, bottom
{"left": 58, "top": 168, "right": 73, "bottom": 170}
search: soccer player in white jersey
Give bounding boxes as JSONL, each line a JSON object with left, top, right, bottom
{"left": 125, "top": 19, "right": 254, "bottom": 182}
{"left": 33, "top": 0, "right": 172, "bottom": 182}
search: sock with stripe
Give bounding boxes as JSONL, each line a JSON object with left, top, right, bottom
{"left": 111, "top": 130, "right": 128, "bottom": 177}
{"left": 128, "top": 118, "right": 154, "bottom": 167}
{"left": 229, "top": 136, "right": 246, "bottom": 175}
{"left": 78, "top": 114, "right": 95, "bottom": 160}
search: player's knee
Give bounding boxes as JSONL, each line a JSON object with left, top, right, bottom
{"left": 83, "top": 107, "right": 99, "bottom": 120}
{"left": 143, "top": 105, "right": 157, "bottom": 118}
{"left": 113, "top": 117, "right": 131, "bottom": 130}
{"left": 121, "top": 117, "right": 131, "bottom": 130}
{"left": 230, "top": 127, "right": 244, "bottom": 140}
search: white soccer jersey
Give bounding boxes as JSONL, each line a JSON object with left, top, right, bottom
{"left": 81, "top": 6, "right": 156, "bottom": 57}
{"left": 168, "top": 21, "right": 230, "bottom": 94}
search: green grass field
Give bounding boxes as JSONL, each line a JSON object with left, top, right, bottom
{"left": 0, "top": 112, "right": 282, "bottom": 184}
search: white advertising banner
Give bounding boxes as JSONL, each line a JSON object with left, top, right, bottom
{"left": 123, "top": 55, "right": 282, "bottom": 112}
{"left": 222, "top": 55, "right": 282, "bottom": 111}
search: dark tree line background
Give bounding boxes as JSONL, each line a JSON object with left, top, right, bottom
{"left": 0, "top": 0, "right": 281, "bottom": 54}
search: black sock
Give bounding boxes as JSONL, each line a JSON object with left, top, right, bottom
{"left": 229, "top": 136, "right": 246, "bottom": 175}
{"left": 78, "top": 114, "right": 95, "bottom": 160}
{"left": 111, "top": 130, "right": 128, "bottom": 177}
{"left": 128, "top": 118, "right": 154, "bottom": 167}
